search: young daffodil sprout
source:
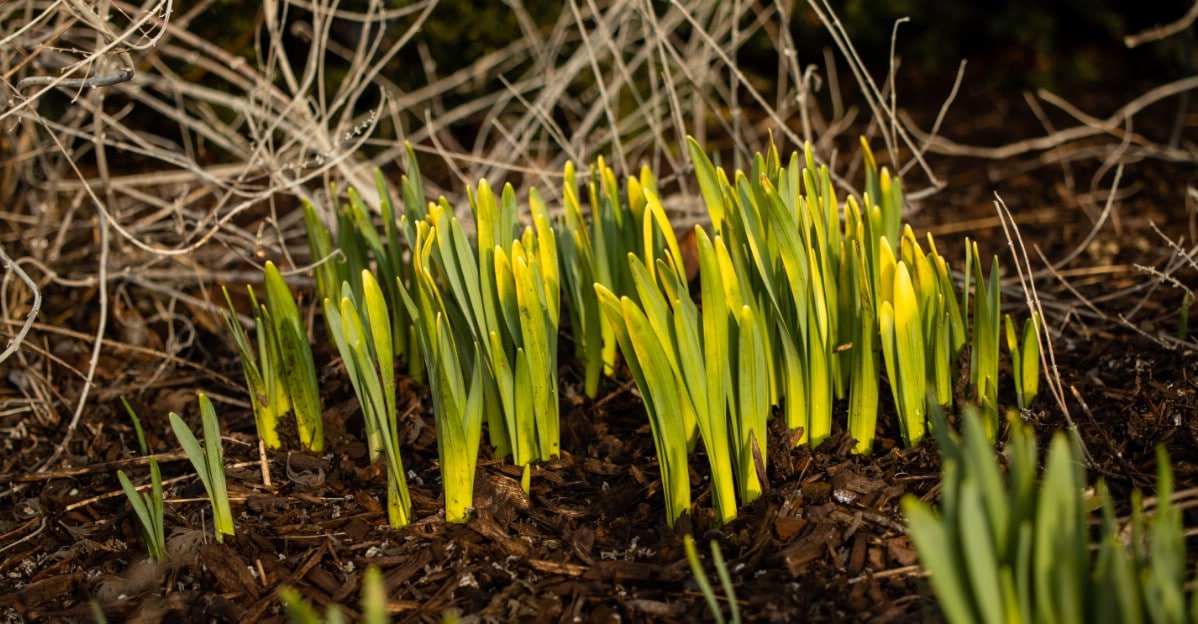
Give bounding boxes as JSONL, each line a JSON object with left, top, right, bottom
{"left": 170, "top": 393, "right": 234, "bottom": 542}
{"left": 967, "top": 242, "right": 1003, "bottom": 440}
{"left": 263, "top": 262, "right": 324, "bottom": 451}
{"left": 595, "top": 210, "right": 772, "bottom": 526}
{"left": 1005, "top": 313, "right": 1041, "bottom": 410}
{"left": 903, "top": 408, "right": 1197, "bottom": 624}
{"left": 594, "top": 283, "right": 692, "bottom": 527}
{"left": 221, "top": 262, "right": 323, "bottom": 451}
{"left": 279, "top": 564, "right": 388, "bottom": 624}
{"left": 116, "top": 459, "right": 166, "bottom": 563}
{"left": 687, "top": 137, "right": 839, "bottom": 448}
{"left": 397, "top": 219, "right": 486, "bottom": 524}
{"left": 684, "top": 535, "right": 742, "bottom": 624}
{"left": 324, "top": 271, "right": 413, "bottom": 528}
{"left": 556, "top": 160, "right": 678, "bottom": 399}
{"left": 417, "top": 181, "right": 560, "bottom": 493}
{"left": 221, "top": 284, "right": 288, "bottom": 450}
{"left": 116, "top": 399, "right": 166, "bottom": 562}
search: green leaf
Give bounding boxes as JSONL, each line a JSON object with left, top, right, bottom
{"left": 302, "top": 198, "right": 343, "bottom": 305}
{"left": 1033, "top": 434, "right": 1085, "bottom": 624}
{"left": 1020, "top": 315, "right": 1041, "bottom": 408}
{"left": 170, "top": 411, "right": 211, "bottom": 494}
{"left": 903, "top": 495, "right": 979, "bottom": 624}
{"left": 960, "top": 404, "right": 1010, "bottom": 560}
{"left": 199, "top": 393, "right": 234, "bottom": 539}
{"left": 361, "top": 566, "right": 388, "bottom": 624}
{"left": 513, "top": 249, "right": 558, "bottom": 461}
{"left": 170, "top": 395, "right": 233, "bottom": 542}
{"left": 492, "top": 245, "right": 520, "bottom": 350}
{"left": 513, "top": 348, "right": 537, "bottom": 471}
{"left": 956, "top": 481, "right": 1005, "bottom": 624}
{"left": 362, "top": 271, "right": 396, "bottom": 421}
{"left": 264, "top": 262, "right": 302, "bottom": 333}
{"left": 627, "top": 254, "right": 680, "bottom": 375}
{"left": 684, "top": 535, "right": 728, "bottom": 624}
{"left": 528, "top": 187, "right": 560, "bottom": 326}
{"left": 687, "top": 137, "right": 729, "bottom": 233}
{"left": 735, "top": 304, "right": 768, "bottom": 504}
{"left": 279, "top": 320, "right": 323, "bottom": 451}
{"left": 891, "top": 262, "right": 927, "bottom": 446}
{"left": 117, "top": 464, "right": 166, "bottom": 562}
{"left": 120, "top": 397, "right": 149, "bottom": 457}
{"left": 400, "top": 142, "right": 428, "bottom": 223}
{"left": 848, "top": 242, "right": 879, "bottom": 454}
{"left": 220, "top": 286, "right": 280, "bottom": 449}
{"left": 641, "top": 188, "right": 687, "bottom": 287}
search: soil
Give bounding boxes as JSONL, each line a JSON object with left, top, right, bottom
{"left": 2, "top": 43, "right": 1198, "bottom": 624}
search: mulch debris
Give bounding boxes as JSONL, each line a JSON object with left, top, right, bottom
{"left": 1, "top": 363, "right": 944, "bottom": 622}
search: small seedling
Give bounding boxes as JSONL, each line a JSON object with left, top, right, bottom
{"left": 170, "top": 393, "right": 234, "bottom": 542}
{"left": 117, "top": 398, "right": 166, "bottom": 562}
{"left": 115, "top": 400, "right": 166, "bottom": 565}
{"left": 279, "top": 565, "right": 388, "bottom": 624}
{"left": 116, "top": 459, "right": 166, "bottom": 563}
{"left": 684, "top": 535, "right": 742, "bottom": 624}
{"left": 1005, "top": 312, "right": 1041, "bottom": 410}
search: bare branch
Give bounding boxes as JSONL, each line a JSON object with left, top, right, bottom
{"left": 1124, "top": 1, "right": 1198, "bottom": 48}
{"left": 0, "top": 244, "right": 42, "bottom": 365}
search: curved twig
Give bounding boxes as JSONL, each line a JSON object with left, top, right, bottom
{"left": 1124, "top": 1, "right": 1198, "bottom": 48}
{"left": 15, "top": 69, "right": 133, "bottom": 92}
{"left": 0, "top": 244, "right": 42, "bottom": 365}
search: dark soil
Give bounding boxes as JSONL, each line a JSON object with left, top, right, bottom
{"left": 3, "top": 50, "right": 1198, "bottom": 624}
